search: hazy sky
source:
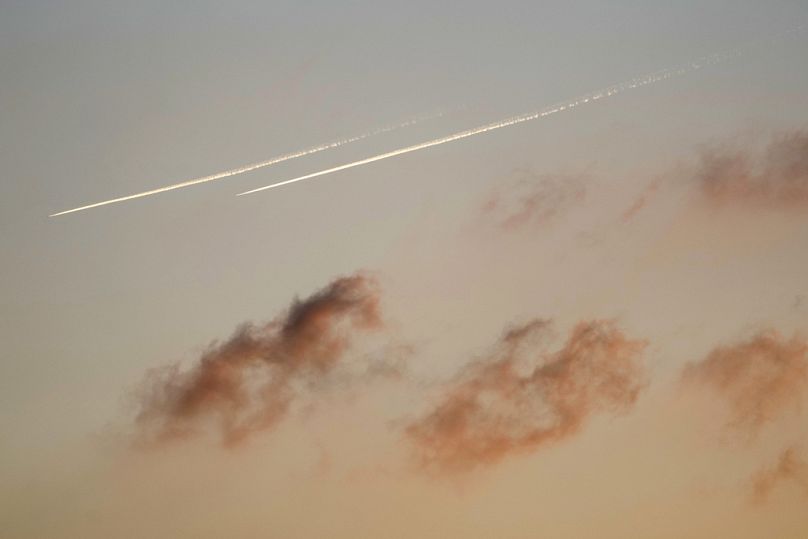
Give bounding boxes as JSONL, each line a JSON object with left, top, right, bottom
{"left": 2, "top": 2, "right": 808, "bottom": 538}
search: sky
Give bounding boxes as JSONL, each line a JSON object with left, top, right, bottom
{"left": 2, "top": 1, "right": 808, "bottom": 537}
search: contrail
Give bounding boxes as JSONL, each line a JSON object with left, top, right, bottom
{"left": 49, "top": 111, "right": 447, "bottom": 217}
{"left": 238, "top": 53, "right": 733, "bottom": 197}
{"left": 241, "top": 25, "right": 808, "bottom": 198}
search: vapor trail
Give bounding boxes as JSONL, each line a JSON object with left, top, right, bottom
{"left": 49, "top": 111, "right": 445, "bottom": 217}
{"left": 238, "top": 53, "right": 734, "bottom": 197}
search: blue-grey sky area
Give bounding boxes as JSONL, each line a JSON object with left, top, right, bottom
{"left": 2, "top": 2, "right": 808, "bottom": 537}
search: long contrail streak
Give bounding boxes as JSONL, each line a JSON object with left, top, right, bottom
{"left": 49, "top": 111, "right": 446, "bottom": 217}
{"left": 238, "top": 53, "right": 734, "bottom": 197}
{"left": 242, "top": 24, "right": 808, "bottom": 198}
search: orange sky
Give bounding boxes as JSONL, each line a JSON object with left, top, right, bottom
{"left": 2, "top": 2, "right": 808, "bottom": 538}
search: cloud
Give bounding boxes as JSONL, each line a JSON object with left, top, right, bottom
{"left": 405, "top": 319, "right": 647, "bottom": 474}
{"left": 681, "top": 330, "right": 808, "bottom": 437}
{"left": 481, "top": 170, "right": 587, "bottom": 231}
{"left": 618, "top": 129, "right": 808, "bottom": 224}
{"left": 621, "top": 178, "right": 663, "bottom": 223}
{"left": 134, "top": 273, "right": 383, "bottom": 447}
{"left": 696, "top": 129, "right": 808, "bottom": 208}
{"left": 751, "top": 446, "right": 808, "bottom": 503}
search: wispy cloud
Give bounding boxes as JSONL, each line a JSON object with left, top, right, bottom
{"left": 480, "top": 171, "right": 587, "bottom": 231}
{"left": 617, "top": 129, "right": 808, "bottom": 224}
{"left": 406, "top": 319, "right": 647, "bottom": 474}
{"left": 621, "top": 178, "right": 663, "bottom": 223}
{"left": 751, "top": 446, "right": 808, "bottom": 503}
{"left": 695, "top": 129, "right": 808, "bottom": 208}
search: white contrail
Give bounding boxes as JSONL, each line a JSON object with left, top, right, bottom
{"left": 238, "top": 52, "right": 734, "bottom": 197}
{"left": 49, "top": 111, "right": 447, "bottom": 217}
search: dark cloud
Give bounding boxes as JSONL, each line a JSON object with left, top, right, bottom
{"left": 681, "top": 330, "right": 808, "bottom": 437}
{"left": 406, "top": 319, "right": 647, "bottom": 474}
{"left": 134, "top": 273, "right": 382, "bottom": 447}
